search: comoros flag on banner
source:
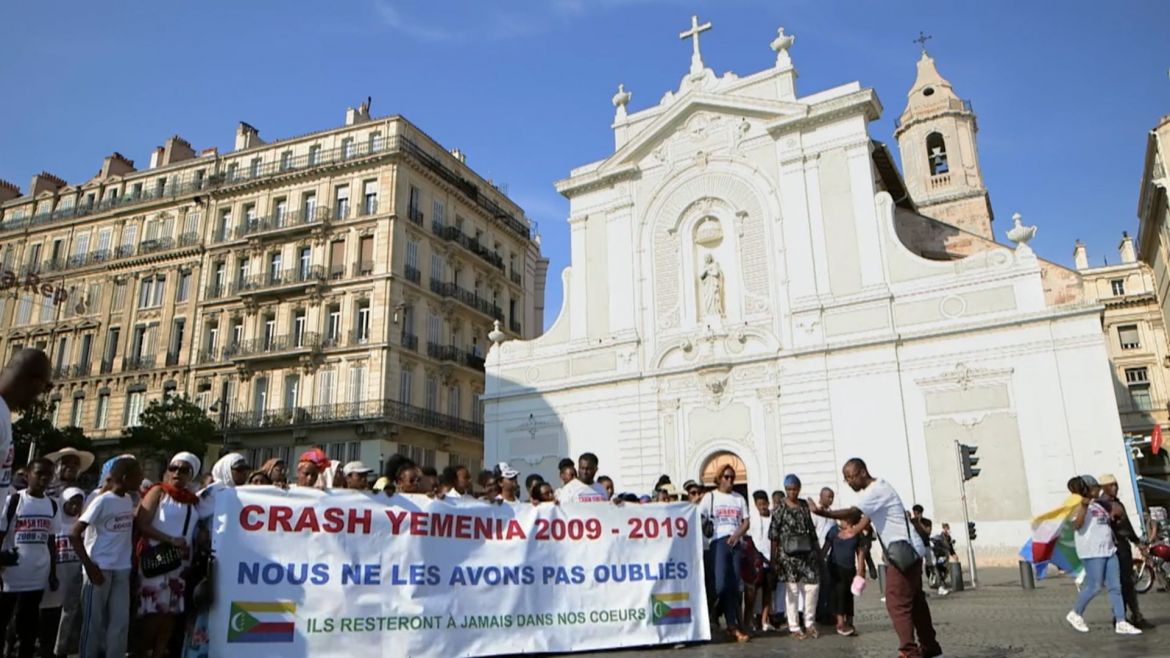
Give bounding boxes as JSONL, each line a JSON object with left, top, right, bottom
{"left": 1019, "top": 494, "right": 1083, "bottom": 579}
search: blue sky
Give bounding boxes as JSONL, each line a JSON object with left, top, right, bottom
{"left": 1, "top": 1, "right": 1166, "bottom": 330}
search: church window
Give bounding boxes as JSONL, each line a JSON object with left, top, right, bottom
{"left": 1118, "top": 325, "right": 1140, "bottom": 350}
{"left": 1111, "top": 279, "right": 1126, "bottom": 296}
{"left": 923, "top": 87, "right": 935, "bottom": 97}
{"left": 926, "top": 132, "right": 948, "bottom": 175}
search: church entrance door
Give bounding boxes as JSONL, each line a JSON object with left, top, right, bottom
{"left": 700, "top": 451, "right": 748, "bottom": 498}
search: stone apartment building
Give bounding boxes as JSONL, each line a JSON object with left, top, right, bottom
{"left": 0, "top": 104, "right": 547, "bottom": 473}
{"left": 1075, "top": 234, "right": 1170, "bottom": 440}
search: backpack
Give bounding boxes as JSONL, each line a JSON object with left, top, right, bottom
{"left": 4, "top": 491, "right": 58, "bottom": 533}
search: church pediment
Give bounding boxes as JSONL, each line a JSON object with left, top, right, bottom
{"left": 556, "top": 94, "right": 805, "bottom": 197}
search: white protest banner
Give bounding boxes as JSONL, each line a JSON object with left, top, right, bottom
{"left": 209, "top": 487, "right": 710, "bottom": 657}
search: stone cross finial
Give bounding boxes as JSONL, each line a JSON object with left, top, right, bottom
{"left": 679, "top": 15, "right": 712, "bottom": 76}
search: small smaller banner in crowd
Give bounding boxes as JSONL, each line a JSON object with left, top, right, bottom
{"left": 209, "top": 488, "right": 710, "bottom": 657}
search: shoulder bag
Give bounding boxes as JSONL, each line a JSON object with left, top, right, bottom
{"left": 701, "top": 492, "right": 715, "bottom": 539}
{"left": 877, "top": 511, "right": 920, "bottom": 573}
{"left": 781, "top": 500, "right": 816, "bottom": 556}
{"left": 139, "top": 503, "right": 193, "bottom": 578}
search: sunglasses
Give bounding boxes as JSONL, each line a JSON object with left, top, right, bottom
{"left": 720, "top": 474, "right": 735, "bottom": 480}
{"left": 168, "top": 464, "right": 193, "bottom": 475}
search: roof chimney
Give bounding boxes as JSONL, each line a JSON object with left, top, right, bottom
{"left": 1073, "top": 240, "right": 1088, "bottom": 270}
{"left": 234, "top": 122, "right": 263, "bottom": 151}
{"left": 450, "top": 148, "right": 467, "bottom": 164}
{"left": 1119, "top": 231, "right": 1136, "bottom": 264}
{"left": 100, "top": 153, "right": 136, "bottom": 179}
{"left": 0, "top": 180, "right": 20, "bottom": 203}
{"left": 162, "top": 135, "right": 196, "bottom": 166}
{"left": 149, "top": 146, "right": 165, "bottom": 169}
{"left": 346, "top": 96, "right": 372, "bottom": 126}
{"left": 28, "top": 172, "right": 67, "bottom": 197}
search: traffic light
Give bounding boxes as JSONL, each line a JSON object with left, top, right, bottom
{"left": 959, "top": 443, "right": 980, "bottom": 481}
{"left": 967, "top": 521, "right": 977, "bottom": 542}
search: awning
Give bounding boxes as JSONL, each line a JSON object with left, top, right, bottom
{"left": 1138, "top": 477, "right": 1170, "bottom": 497}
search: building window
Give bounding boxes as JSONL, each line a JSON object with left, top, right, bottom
{"left": 447, "top": 385, "right": 461, "bottom": 419}
{"left": 926, "top": 132, "right": 948, "bottom": 175}
{"left": 425, "top": 375, "right": 438, "bottom": 412}
{"left": 70, "top": 398, "right": 84, "bottom": 428}
{"left": 308, "top": 145, "right": 322, "bottom": 166}
{"left": 293, "top": 310, "right": 306, "bottom": 347}
{"left": 249, "top": 157, "right": 261, "bottom": 179}
{"left": 302, "top": 191, "right": 317, "bottom": 220}
{"left": 347, "top": 441, "right": 361, "bottom": 463}
{"left": 408, "top": 185, "right": 421, "bottom": 221}
{"left": 298, "top": 247, "right": 312, "bottom": 279}
{"left": 358, "top": 236, "right": 373, "bottom": 275}
{"left": 1126, "top": 367, "right": 1153, "bottom": 411}
{"left": 96, "top": 393, "right": 109, "bottom": 429}
{"left": 279, "top": 151, "right": 292, "bottom": 171}
{"left": 263, "top": 316, "right": 276, "bottom": 350}
{"left": 317, "top": 369, "right": 335, "bottom": 406}
{"left": 176, "top": 271, "right": 191, "bottom": 303}
{"left": 368, "top": 132, "right": 383, "bottom": 152}
{"left": 355, "top": 302, "right": 371, "bottom": 343}
{"left": 1119, "top": 325, "right": 1141, "bottom": 350}
{"left": 126, "top": 391, "right": 146, "bottom": 427}
{"left": 433, "top": 200, "right": 445, "bottom": 227}
{"left": 399, "top": 369, "right": 413, "bottom": 405}
{"left": 274, "top": 197, "right": 288, "bottom": 225}
{"left": 362, "top": 180, "right": 378, "bottom": 215}
{"left": 138, "top": 275, "right": 165, "bottom": 309}
{"left": 349, "top": 364, "right": 367, "bottom": 403}
{"left": 1111, "top": 279, "right": 1126, "bottom": 296}
{"left": 329, "top": 240, "right": 345, "bottom": 279}
{"left": 216, "top": 209, "right": 231, "bottom": 241}
{"left": 326, "top": 305, "right": 341, "bottom": 345}
{"left": 335, "top": 185, "right": 350, "bottom": 219}
{"left": 341, "top": 137, "right": 354, "bottom": 160}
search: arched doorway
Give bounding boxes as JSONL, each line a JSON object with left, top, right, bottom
{"left": 700, "top": 451, "right": 748, "bottom": 499}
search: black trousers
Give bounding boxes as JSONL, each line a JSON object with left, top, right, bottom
{"left": 1117, "top": 541, "right": 1142, "bottom": 619}
{"left": 829, "top": 563, "right": 857, "bottom": 618}
{"left": 36, "top": 607, "right": 60, "bottom": 658}
{"left": 0, "top": 591, "right": 44, "bottom": 658}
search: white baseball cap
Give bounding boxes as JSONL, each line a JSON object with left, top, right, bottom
{"left": 343, "top": 461, "right": 374, "bottom": 476}
{"left": 495, "top": 461, "right": 519, "bottom": 480}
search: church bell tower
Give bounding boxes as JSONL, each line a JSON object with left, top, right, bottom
{"left": 894, "top": 48, "right": 994, "bottom": 240}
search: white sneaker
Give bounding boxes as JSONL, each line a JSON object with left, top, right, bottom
{"left": 1066, "top": 611, "right": 1089, "bottom": 633}
{"left": 937, "top": 586, "right": 950, "bottom": 596}
{"left": 1115, "top": 620, "right": 1143, "bottom": 635}
{"left": 760, "top": 621, "right": 776, "bottom": 632}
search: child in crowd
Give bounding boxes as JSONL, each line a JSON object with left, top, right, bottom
{"left": 73, "top": 457, "right": 142, "bottom": 658}
{"left": 41, "top": 487, "right": 85, "bottom": 658}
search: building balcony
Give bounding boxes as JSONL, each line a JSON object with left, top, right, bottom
{"left": 428, "top": 278, "right": 503, "bottom": 320}
{"left": 353, "top": 261, "right": 375, "bottom": 277}
{"left": 0, "top": 178, "right": 212, "bottom": 235}
{"left": 53, "top": 363, "right": 92, "bottom": 380}
{"left": 195, "top": 348, "right": 221, "bottom": 365}
{"left": 122, "top": 355, "right": 156, "bottom": 372}
{"left": 349, "top": 329, "right": 373, "bottom": 347}
{"left": 99, "top": 359, "right": 115, "bottom": 374}
{"left": 233, "top": 207, "right": 330, "bottom": 241}
{"left": 165, "top": 351, "right": 181, "bottom": 367}
{"left": 427, "top": 342, "right": 461, "bottom": 362}
{"left": 928, "top": 173, "right": 951, "bottom": 190}
{"left": 225, "top": 397, "right": 483, "bottom": 439}
{"left": 402, "top": 333, "right": 419, "bottom": 352}
{"left": 430, "top": 222, "right": 506, "bottom": 271}
{"left": 404, "top": 265, "right": 421, "bottom": 284}
{"left": 358, "top": 199, "right": 380, "bottom": 217}
{"left": 233, "top": 265, "right": 326, "bottom": 297}
{"left": 230, "top": 332, "right": 321, "bottom": 361}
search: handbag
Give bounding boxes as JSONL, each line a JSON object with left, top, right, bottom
{"left": 701, "top": 493, "right": 715, "bottom": 539}
{"left": 781, "top": 500, "right": 816, "bottom": 556}
{"left": 139, "top": 504, "right": 193, "bottom": 578}
{"left": 877, "top": 512, "right": 920, "bottom": 573}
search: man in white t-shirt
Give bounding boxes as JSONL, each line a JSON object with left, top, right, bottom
{"left": 0, "top": 349, "right": 54, "bottom": 507}
{"left": 554, "top": 453, "right": 609, "bottom": 503}
{"left": 0, "top": 458, "right": 61, "bottom": 658}
{"left": 813, "top": 458, "right": 941, "bottom": 658}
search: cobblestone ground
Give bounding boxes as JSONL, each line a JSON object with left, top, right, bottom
{"left": 572, "top": 568, "right": 1170, "bottom": 658}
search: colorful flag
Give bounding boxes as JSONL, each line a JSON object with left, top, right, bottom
{"left": 651, "top": 592, "right": 692, "bottom": 625}
{"left": 228, "top": 601, "right": 297, "bottom": 643}
{"left": 1020, "top": 494, "right": 1083, "bottom": 579}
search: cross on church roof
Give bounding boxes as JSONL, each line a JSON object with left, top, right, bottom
{"left": 914, "top": 31, "right": 933, "bottom": 54}
{"left": 680, "top": 15, "right": 712, "bottom": 75}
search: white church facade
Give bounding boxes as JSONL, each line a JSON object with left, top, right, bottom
{"left": 483, "top": 21, "right": 1130, "bottom": 559}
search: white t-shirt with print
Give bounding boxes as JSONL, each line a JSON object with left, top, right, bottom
{"left": 856, "top": 479, "right": 925, "bottom": 559}
{"left": 79, "top": 491, "right": 135, "bottom": 571}
{"left": 749, "top": 508, "right": 771, "bottom": 555}
{"left": 555, "top": 479, "right": 609, "bottom": 503}
{"left": 40, "top": 510, "right": 80, "bottom": 609}
{"left": 1075, "top": 501, "right": 1117, "bottom": 559}
{"left": 0, "top": 491, "right": 61, "bottom": 592}
{"left": 702, "top": 490, "right": 749, "bottom": 540}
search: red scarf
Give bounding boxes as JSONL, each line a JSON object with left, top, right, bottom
{"left": 150, "top": 481, "right": 200, "bottom": 506}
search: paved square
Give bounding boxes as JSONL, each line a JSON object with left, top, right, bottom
{"left": 574, "top": 568, "right": 1169, "bottom": 658}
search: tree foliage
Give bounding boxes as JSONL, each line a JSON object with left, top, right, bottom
{"left": 12, "top": 399, "right": 92, "bottom": 464}
{"left": 120, "top": 394, "right": 218, "bottom": 462}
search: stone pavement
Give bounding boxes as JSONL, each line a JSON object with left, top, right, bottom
{"left": 573, "top": 568, "right": 1170, "bottom": 658}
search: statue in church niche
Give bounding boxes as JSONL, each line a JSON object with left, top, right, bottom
{"left": 699, "top": 254, "right": 724, "bottom": 318}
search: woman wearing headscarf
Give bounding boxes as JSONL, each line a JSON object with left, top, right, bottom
{"left": 256, "top": 458, "right": 287, "bottom": 488}
{"left": 769, "top": 474, "right": 822, "bottom": 640}
{"left": 182, "top": 453, "right": 248, "bottom": 658}
{"left": 295, "top": 449, "right": 329, "bottom": 488}
{"left": 134, "top": 452, "right": 201, "bottom": 658}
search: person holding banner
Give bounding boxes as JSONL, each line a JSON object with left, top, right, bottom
{"left": 702, "top": 464, "right": 751, "bottom": 644}
{"left": 556, "top": 453, "right": 609, "bottom": 503}
{"left": 494, "top": 463, "right": 521, "bottom": 504}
